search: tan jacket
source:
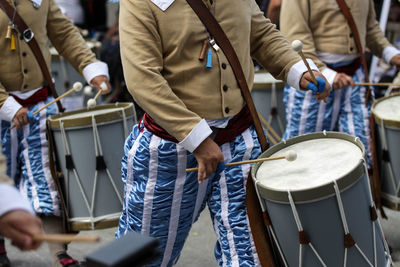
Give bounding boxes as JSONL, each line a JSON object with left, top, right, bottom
{"left": 280, "top": 0, "right": 391, "bottom": 70}
{"left": 120, "top": 0, "right": 302, "bottom": 142}
{"left": 0, "top": 0, "right": 98, "bottom": 106}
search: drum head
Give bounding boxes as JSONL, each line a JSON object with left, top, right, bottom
{"left": 252, "top": 132, "right": 366, "bottom": 203}
{"left": 372, "top": 93, "right": 400, "bottom": 127}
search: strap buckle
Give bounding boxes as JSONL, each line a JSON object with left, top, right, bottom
{"left": 22, "top": 29, "right": 34, "bottom": 43}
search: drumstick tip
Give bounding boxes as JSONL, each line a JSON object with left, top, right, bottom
{"left": 291, "top": 40, "right": 303, "bottom": 52}
{"left": 285, "top": 150, "right": 297, "bottom": 161}
{"left": 100, "top": 81, "right": 108, "bottom": 91}
{"left": 87, "top": 98, "right": 96, "bottom": 108}
{"left": 73, "top": 82, "right": 83, "bottom": 92}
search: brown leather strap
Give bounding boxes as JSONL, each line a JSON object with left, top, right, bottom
{"left": 185, "top": 0, "right": 268, "bottom": 151}
{"left": 0, "top": 0, "right": 64, "bottom": 112}
{"left": 335, "top": 0, "right": 371, "bottom": 104}
{"left": 185, "top": 1, "right": 276, "bottom": 266}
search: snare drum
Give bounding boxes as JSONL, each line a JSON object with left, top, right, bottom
{"left": 251, "top": 72, "right": 285, "bottom": 139}
{"left": 47, "top": 103, "right": 136, "bottom": 231}
{"left": 251, "top": 132, "right": 391, "bottom": 266}
{"left": 372, "top": 94, "right": 400, "bottom": 210}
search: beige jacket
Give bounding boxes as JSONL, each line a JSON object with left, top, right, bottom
{"left": 280, "top": 0, "right": 392, "bottom": 71}
{"left": 120, "top": 0, "right": 303, "bottom": 143}
{"left": 0, "top": 0, "right": 97, "bottom": 106}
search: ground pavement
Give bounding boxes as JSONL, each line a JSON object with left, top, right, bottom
{"left": 5, "top": 208, "right": 400, "bottom": 266}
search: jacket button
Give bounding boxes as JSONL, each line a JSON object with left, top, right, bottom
{"left": 20, "top": 34, "right": 23, "bottom": 40}
{"left": 24, "top": 69, "right": 28, "bottom": 74}
{"left": 349, "top": 33, "right": 353, "bottom": 38}
{"left": 350, "top": 47, "right": 354, "bottom": 51}
{"left": 223, "top": 85, "right": 228, "bottom": 92}
{"left": 225, "top": 107, "right": 230, "bottom": 113}
{"left": 221, "top": 63, "right": 227, "bottom": 69}
{"left": 23, "top": 84, "right": 28, "bottom": 89}
{"left": 22, "top": 52, "right": 27, "bottom": 57}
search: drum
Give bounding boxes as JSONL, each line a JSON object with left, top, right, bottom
{"left": 47, "top": 103, "right": 136, "bottom": 231}
{"left": 372, "top": 94, "right": 400, "bottom": 210}
{"left": 251, "top": 72, "right": 285, "bottom": 140}
{"left": 251, "top": 132, "right": 391, "bottom": 266}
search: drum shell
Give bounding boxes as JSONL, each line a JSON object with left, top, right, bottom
{"left": 251, "top": 132, "right": 389, "bottom": 266}
{"left": 251, "top": 72, "right": 285, "bottom": 137}
{"left": 48, "top": 103, "right": 135, "bottom": 231}
{"left": 372, "top": 94, "right": 400, "bottom": 210}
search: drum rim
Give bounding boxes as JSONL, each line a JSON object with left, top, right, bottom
{"left": 252, "top": 71, "right": 284, "bottom": 90}
{"left": 48, "top": 102, "right": 134, "bottom": 129}
{"left": 371, "top": 93, "right": 400, "bottom": 128}
{"left": 251, "top": 131, "right": 366, "bottom": 204}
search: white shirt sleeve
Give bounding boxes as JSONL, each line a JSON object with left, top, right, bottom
{"left": 382, "top": 46, "right": 400, "bottom": 64}
{"left": 82, "top": 61, "right": 110, "bottom": 85}
{"left": 0, "top": 96, "right": 22, "bottom": 122}
{"left": 0, "top": 184, "right": 34, "bottom": 217}
{"left": 321, "top": 67, "right": 337, "bottom": 88}
{"left": 178, "top": 119, "right": 212, "bottom": 153}
{"left": 287, "top": 59, "right": 319, "bottom": 90}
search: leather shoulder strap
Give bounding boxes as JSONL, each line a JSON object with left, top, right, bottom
{"left": 185, "top": 0, "right": 269, "bottom": 151}
{"left": 335, "top": 0, "right": 371, "bottom": 102}
{"left": 0, "top": 0, "right": 64, "bottom": 111}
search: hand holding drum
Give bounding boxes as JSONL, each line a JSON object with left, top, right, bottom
{"left": 186, "top": 150, "right": 297, "bottom": 173}
{"left": 9, "top": 82, "right": 83, "bottom": 130}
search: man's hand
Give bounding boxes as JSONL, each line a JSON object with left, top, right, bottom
{"left": 12, "top": 108, "right": 30, "bottom": 130}
{"left": 390, "top": 54, "right": 400, "bottom": 69}
{"left": 90, "top": 75, "right": 111, "bottom": 94}
{"left": 299, "top": 71, "right": 331, "bottom": 102}
{"left": 333, "top": 72, "right": 355, "bottom": 90}
{"left": 0, "top": 210, "right": 43, "bottom": 251}
{"left": 193, "top": 137, "right": 224, "bottom": 184}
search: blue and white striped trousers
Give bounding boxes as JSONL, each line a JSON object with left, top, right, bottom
{"left": 116, "top": 125, "right": 262, "bottom": 267}
{"left": 1, "top": 97, "right": 60, "bottom": 215}
{"left": 283, "top": 67, "right": 372, "bottom": 163}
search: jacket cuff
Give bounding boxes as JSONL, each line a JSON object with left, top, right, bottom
{"left": 82, "top": 61, "right": 110, "bottom": 85}
{"left": 382, "top": 46, "right": 400, "bottom": 64}
{"left": 0, "top": 184, "right": 34, "bottom": 217}
{"left": 321, "top": 67, "right": 337, "bottom": 88}
{"left": 178, "top": 119, "right": 213, "bottom": 153}
{"left": 0, "top": 96, "right": 22, "bottom": 122}
{"left": 287, "top": 59, "right": 319, "bottom": 90}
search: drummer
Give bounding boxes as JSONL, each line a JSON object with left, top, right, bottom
{"left": 0, "top": 1, "right": 110, "bottom": 266}
{"left": 117, "top": 0, "right": 330, "bottom": 266}
{"left": 280, "top": 0, "right": 400, "bottom": 166}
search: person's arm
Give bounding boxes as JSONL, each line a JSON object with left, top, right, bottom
{"left": 266, "top": 0, "right": 281, "bottom": 25}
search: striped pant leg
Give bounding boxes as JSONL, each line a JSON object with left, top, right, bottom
{"left": 15, "top": 98, "right": 59, "bottom": 215}
{"left": 338, "top": 68, "right": 372, "bottom": 165}
{"left": 1, "top": 120, "right": 21, "bottom": 183}
{"left": 209, "top": 126, "right": 262, "bottom": 267}
{"left": 116, "top": 126, "right": 210, "bottom": 267}
{"left": 283, "top": 85, "right": 337, "bottom": 140}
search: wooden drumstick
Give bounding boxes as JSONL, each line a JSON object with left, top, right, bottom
{"left": 32, "top": 234, "right": 100, "bottom": 243}
{"left": 355, "top": 82, "right": 400, "bottom": 87}
{"left": 87, "top": 82, "right": 107, "bottom": 108}
{"left": 9, "top": 82, "right": 83, "bottom": 130}
{"left": 186, "top": 150, "right": 297, "bottom": 173}
{"left": 291, "top": 40, "right": 327, "bottom": 103}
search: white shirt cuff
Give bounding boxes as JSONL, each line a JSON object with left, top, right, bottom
{"left": 382, "top": 46, "right": 400, "bottom": 64}
{"left": 287, "top": 59, "right": 319, "bottom": 90}
{"left": 321, "top": 67, "right": 337, "bottom": 88}
{"left": 0, "top": 96, "right": 22, "bottom": 122}
{"left": 0, "top": 184, "right": 34, "bottom": 217}
{"left": 82, "top": 61, "right": 110, "bottom": 85}
{"left": 178, "top": 119, "right": 213, "bottom": 153}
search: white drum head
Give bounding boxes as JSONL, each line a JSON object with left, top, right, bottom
{"left": 59, "top": 108, "right": 123, "bottom": 120}
{"left": 256, "top": 138, "right": 363, "bottom": 191}
{"left": 373, "top": 94, "right": 400, "bottom": 122}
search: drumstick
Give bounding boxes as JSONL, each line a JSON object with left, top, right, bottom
{"left": 291, "top": 40, "right": 327, "bottom": 103}
{"left": 186, "top": 150, "right": 297, "bottom": 173}
{"left": 87, "top": 82, "right": 107, "bottom": 108}
{"left": 355, "top": 82, "right": 400, "bottom": 87}
{"left": 9, "top": 82, "right": 83, "bottom": 130}
{"left": 32, "top": 234, "right": 100, "bottom": 243}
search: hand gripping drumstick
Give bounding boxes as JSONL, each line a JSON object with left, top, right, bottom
{"left": 9, "top": 82, "right": 83, "bottom": 130}
{"left": 87, "top": 82, "right": 108, "bottom": 108}
{"left": 186, "top": 150, "right": 297, "bottom": 173}
{"left": 32, "top": 234, "right": 100, "bottom": 244}
{"left": 291, "top": 40, "right": 327, "bottom": 103}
